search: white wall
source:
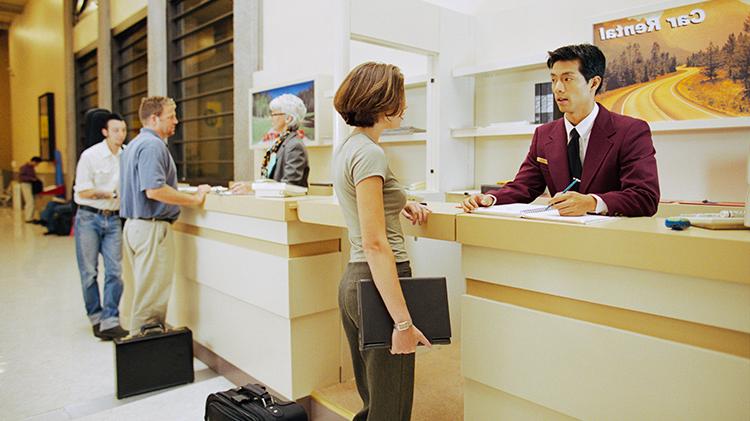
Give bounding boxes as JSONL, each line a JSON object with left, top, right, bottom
{"left": 111, "top": 0, "right": 147, "bottom": 31}
{"left": 350, "top": 40, "right": 429, "bottom": 77}
{"left": 468, "top": 0, "right": 750, "bottom": 201}
{"left": 73, "top": 9, "right": 97, "bottom": 53}
{"left": 256, "top": 0, "right": 337, "bottom": 86}
{"left": 351, "top": 0, "right": 440, "bottom": 53}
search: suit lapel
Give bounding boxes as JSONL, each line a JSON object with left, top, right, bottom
{"left": 544, "top": 119, "right": 570, "bottom": 193}
{"left": 580, "top": 104, "right": 615, "bottom": 193}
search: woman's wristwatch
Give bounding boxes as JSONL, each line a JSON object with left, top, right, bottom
{"left": 394, "top": 320, "right": 412, "bottom": 331}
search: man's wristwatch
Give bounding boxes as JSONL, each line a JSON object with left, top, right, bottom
{"left": 394, "top": 320, "right": 412, "bottom": 332}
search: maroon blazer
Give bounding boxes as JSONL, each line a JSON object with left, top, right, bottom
{"left": 487, "top": 104, "right": 660, "bottom": 217}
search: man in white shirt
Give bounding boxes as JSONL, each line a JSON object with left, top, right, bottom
{"left": 73, "top": 113, "right": 128, "bottom": 340}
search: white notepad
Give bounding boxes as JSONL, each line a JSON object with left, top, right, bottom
{"left": 251, "top": 180, "right": 308, "bottom": 197}
{"left": 473, "top": 203, "right": 614, "bottom": 225}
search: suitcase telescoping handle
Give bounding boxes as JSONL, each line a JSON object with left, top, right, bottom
{"left": 139, "top": 322, "right": 165, "bottom": 335}
{"left": 239, "top": 383, "right": 275, "bottom": 407}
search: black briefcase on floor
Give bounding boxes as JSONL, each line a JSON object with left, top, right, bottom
{"left": 205, "top": 383, "right": 308, "bottom": 421}
{"left": 113, "top": 323, "right": 194, "bottom": 399}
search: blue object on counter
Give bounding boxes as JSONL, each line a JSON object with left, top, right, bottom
{"left": 665, "top": 217, "right": 691, "bottom": 230}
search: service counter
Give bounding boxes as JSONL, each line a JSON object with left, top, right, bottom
{"left": 458, "top": 213, "right": 750, "bottom": 420}
{"left": 297, "top": 197, "right": 461, "bottom": 241}
{"left": 166, "top": 194, "right": 345, "bottom": 399}
{"left": 168, "top": 194, "right": 750, "bottom": 420}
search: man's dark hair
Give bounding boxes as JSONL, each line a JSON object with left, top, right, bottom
{"left": 547, "top": 44, "right": 606, "bottom": 94}
{"left": 31, "top": 156, "right": 42, "bottom": 163}
{"left": 105, "top": 113, "right": 125, "bottom": 128}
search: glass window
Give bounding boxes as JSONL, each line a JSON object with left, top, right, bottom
{"left": 75, "top": 49, "right": 97, "bottom": 158}
{"left": 113, "top": 19, "right": 148, "bottom": 142}
{"left": 168, "top": 0, "right": 234, "bottom": 185}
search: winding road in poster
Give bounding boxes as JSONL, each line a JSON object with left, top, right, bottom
{"left": 598, "top": 66, "right": 730, "bottom": 121}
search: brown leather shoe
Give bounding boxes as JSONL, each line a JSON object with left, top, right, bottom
{"left": 92, "top": 324, "right": 105, "bottom": 339}
{"left": 99, "top": 325, "right": 128, "bottom": 340}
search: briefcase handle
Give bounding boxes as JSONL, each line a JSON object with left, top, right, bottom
{"left": 139, "top": 322, "right": 165, "bottom": 335}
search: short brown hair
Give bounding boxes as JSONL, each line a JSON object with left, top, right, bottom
{"left": 138, "top": 96, "right": 176, "bottom": 123}
{"left": 334, "top": 62, "right": 405, "bottom": 127}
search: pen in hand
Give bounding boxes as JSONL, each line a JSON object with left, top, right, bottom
{"left": 545, "top": 177, "right": 580, "bottom": 211}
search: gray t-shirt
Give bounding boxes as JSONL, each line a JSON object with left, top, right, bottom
{"left": 119, "top": 128, "right": 180, "bottom": 220}
{"left": 333, "top": 133, "right": 408, "bottom": 263}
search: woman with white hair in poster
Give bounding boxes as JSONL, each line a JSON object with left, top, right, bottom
{"left": 233, "top": 93, "right": 310, "bottom": 191}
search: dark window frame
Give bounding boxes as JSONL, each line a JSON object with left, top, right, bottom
{"left": 75, "top": 49, "right": 98, "bottom": 159}
{"left": 112, "top": 18, "right": 148, "bottom": 142}
{"left": 167, "top": 0, "right": 234, "bottom": 186}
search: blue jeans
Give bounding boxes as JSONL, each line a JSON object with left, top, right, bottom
{"left": 74, "top": 208, "right": 123, "bottom": 330}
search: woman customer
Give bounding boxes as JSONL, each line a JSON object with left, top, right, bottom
{"left": 232, "top": 93, "right": 310, "bottom": 193}
{"left": 333, "top": 61, "right": 432, "bottom": 421}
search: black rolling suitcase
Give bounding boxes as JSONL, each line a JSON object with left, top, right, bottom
{"left": 113, "top": 323, "right": 194, "bottom": 399}
{"left": 205, "top": 383, "right": 308, "bottom": 421}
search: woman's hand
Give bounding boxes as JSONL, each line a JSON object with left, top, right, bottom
{"left": 230, "top": 181, "right": 253, "bottom": 195}
{"left": 401, "top": 202, "right": 431, "bottom": 225}
{"left": 390, "top": 325, "right": 432, "bottom": 354}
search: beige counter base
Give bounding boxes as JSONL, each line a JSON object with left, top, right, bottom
{"left": 165, "top": 204, "right": 345, "bottom": 399}
{"left": 461, "top": 242, "right": 750, "bottom": 420}
{"left": 463, "top": 294, "right": 750, "bottom": 420}
{"left": 168, "top": 275, "right": 340, "bottom": 399}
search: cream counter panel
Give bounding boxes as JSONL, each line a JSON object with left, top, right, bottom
{"left": 464, "top": 379, "right": 577, "bottom": 421}
{"left": 290, "top": 309, "right": 344, "bottom": 398}
{"left": 462, "top": 295, "right": 750, "bottom": 421}
{"left": 179, "top": 206, "right": 342, "bottom": 245}
{"left": 174, "top": 232, "right": 340, "bottom": 319}
{"left": 457, "top": 214, "right": 750, "bottom": 284}
{"left": 297, "top": 197, "right": 461, "bottom": 241}
{"left": 169, "top": 276, "right": 340, "bottom": 399}
{"left": 463, "top": 246, "right": 750, "bottom": 333}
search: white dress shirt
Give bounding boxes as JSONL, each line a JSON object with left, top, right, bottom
{"left": 74, "top": 140, "right": 121, "bottom": 211}
{"left": 563, "top": 103, "right": 608, "bottom": 214}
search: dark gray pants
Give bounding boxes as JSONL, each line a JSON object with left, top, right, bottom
{"left": 339, "top": 261, "right": 415, "bottom": 421}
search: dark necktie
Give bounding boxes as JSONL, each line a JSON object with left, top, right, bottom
{"left": 567, "top": 128, "right": 582, "bottom": 190}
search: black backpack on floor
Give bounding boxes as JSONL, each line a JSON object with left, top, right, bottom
{"left": 205, "top": 383, "right": 308, "bottom": 421}
{"left": 43, "top": 202, "right": 75, "bottom": 236}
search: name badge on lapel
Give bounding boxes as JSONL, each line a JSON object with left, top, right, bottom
{"left": 536, "top": 157, "right": 548, "bottom": 165}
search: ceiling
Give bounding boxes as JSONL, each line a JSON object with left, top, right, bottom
{"left": 0, "top": 0, "right": 27, "bottom": 30}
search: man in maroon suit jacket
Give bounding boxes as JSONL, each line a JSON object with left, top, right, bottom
{"left": 461, "top": 44, "right": 660, "bottom": 217}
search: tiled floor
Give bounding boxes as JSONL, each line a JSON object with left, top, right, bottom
{"left": 0, "top": 209, "right": 233, "bottom": 420}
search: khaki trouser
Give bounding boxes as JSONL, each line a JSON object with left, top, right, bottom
{"left": 122, "top": 218, "right": 175, "bottom": 335}
{"left": 20, "top": 182, "right": 35, "bottom": 221}
{"left": 339, "top": 261, "right": 415, "bottom": 421}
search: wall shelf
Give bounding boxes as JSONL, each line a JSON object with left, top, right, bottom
{"left": 405, "top": 73, "right": 429, "bottom": 88}
{"left": 453, "top": 55, "right": 547, "bottom": 78}
{"left": 380, "top": 133, "right": 427, "bottom": 143}
{"left": 452, "top": 123, "right": 539, "bottom": 138}
{"left": 452, "top": 117, "right": 750, "bottom": 139}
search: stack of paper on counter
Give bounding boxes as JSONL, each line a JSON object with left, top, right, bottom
{"left": 473, "top": 203, "right": 613, "bottom": 225}
{"left": 251, "top": 180, "right": 308, "bottom": 198}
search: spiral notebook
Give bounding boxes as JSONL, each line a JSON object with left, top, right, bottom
{"left": 474, "top": 203, "right": 613, "bottom": 225}
{"left": 356, "top": 277, "right": 452, "bottom": 351}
